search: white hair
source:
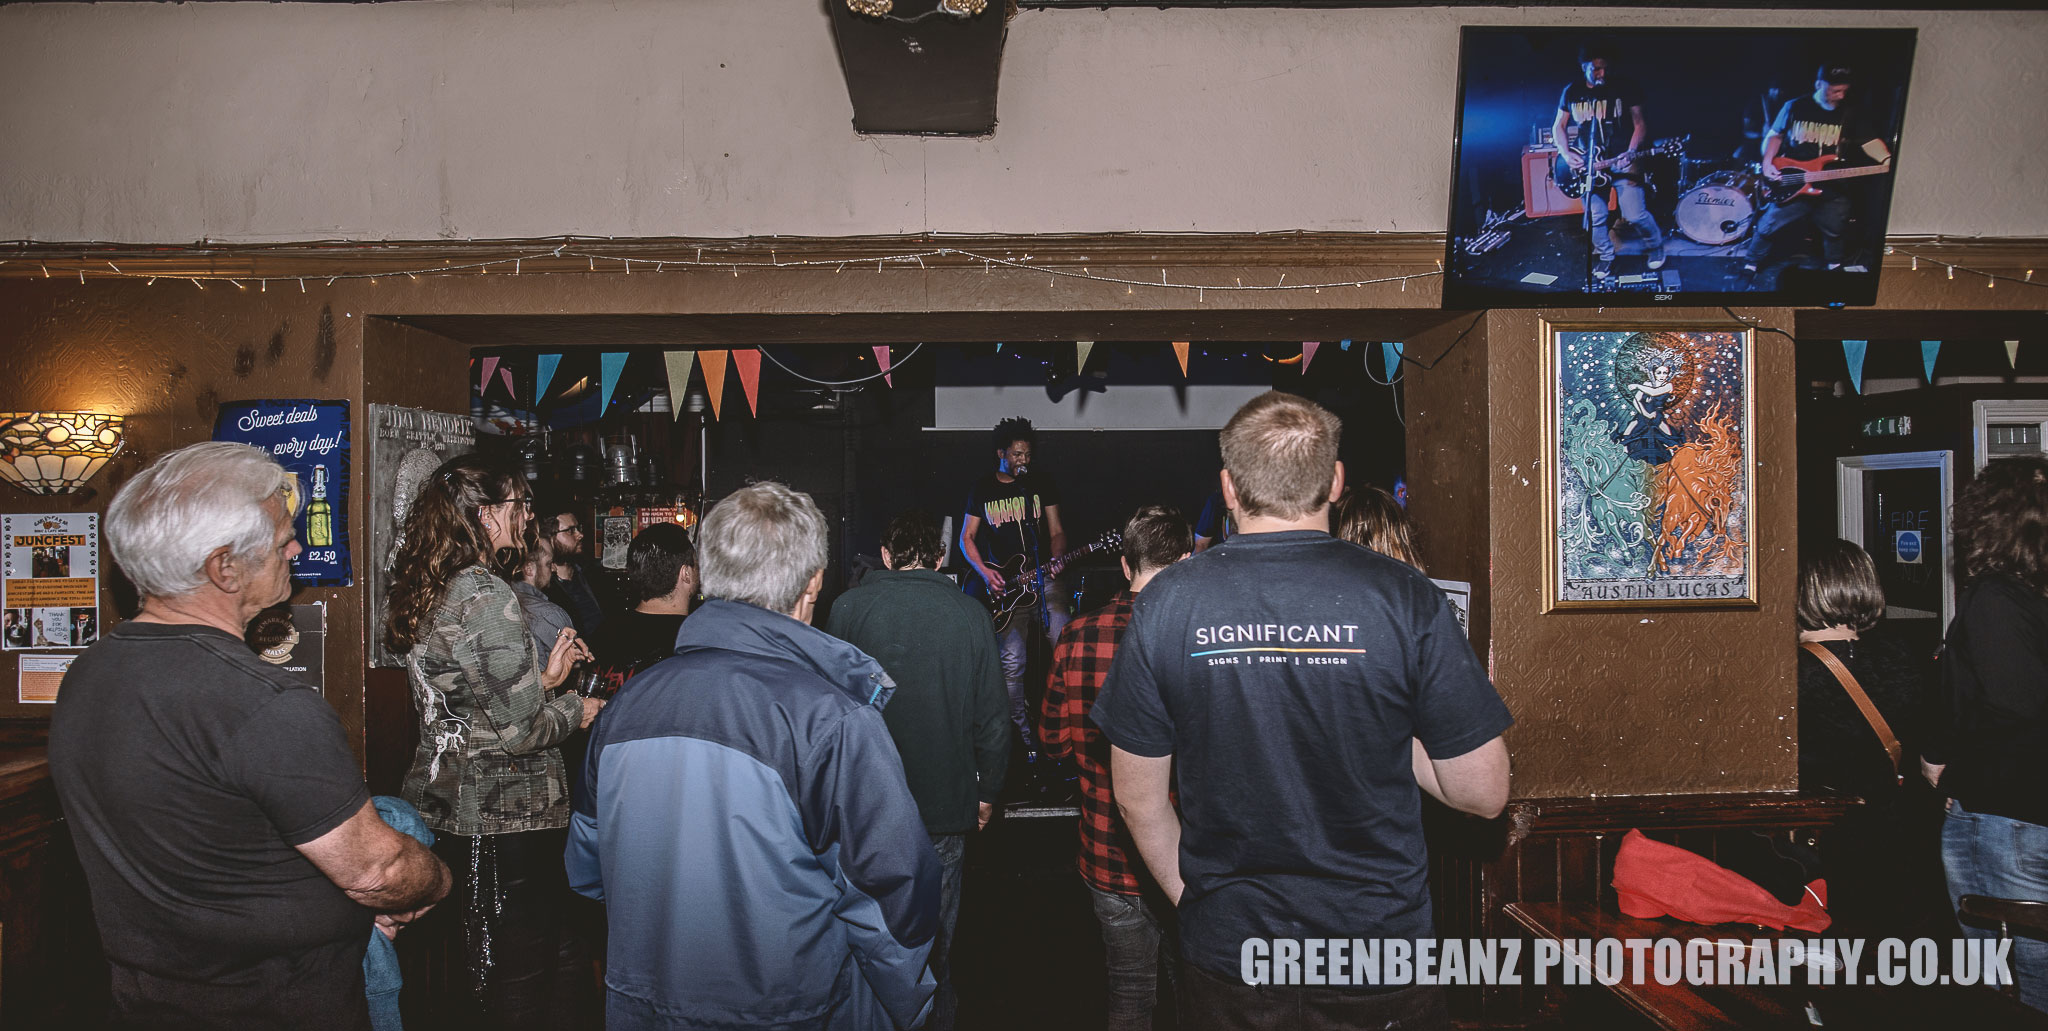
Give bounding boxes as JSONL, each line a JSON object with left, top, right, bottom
{"left": 106, "top": 442, "right": 290, "bottom": 599}
{"left": 698, "top": 481, "right": 828, "bottom": 615}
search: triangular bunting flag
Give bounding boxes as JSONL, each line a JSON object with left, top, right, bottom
{"left": 734, "top": 349, "right": 762, "bottom": 417}
{"left": 1076, "top": 341, "right": 1095, "bottom": 372}
{"left": 1301, "top": 342, "right": 1320, "bottom": 371}
{"left": 535, "top": 354, "right": 562, "bottom": 406}
{"left": 700, "top": 350, "right": 729, "bottom": 420}
{"left": 1172, "top": 341, "right": 1190, "bottom": 377}
{"left": 1921, "top": 340, "right": 1941, "bottom": 383}
{"left": 1843, "top": 340, "right": 1868, "bottom": 394}
{"left": 2008, "top": 340, "right": 2021, "bottom": 370}
{"left": 1340, "top": 339, "right": 1353, "bottom": 352}
{"left": 663, "top": 352, "right": 697, "bottom": 421}
{"left": 1382, "top": 341, "right": 1404, "bottom": 379}
{"left": 479, "top": 356, "right": 501, "bottom": 398}
{"left": 497, "top": 367, "right": 516, "bottom": 402}
{"left": 873, "top": 346, "right": 895, "bottom": 387}
{"left": 599, "top": 352, "right": 627, "bottom": 413}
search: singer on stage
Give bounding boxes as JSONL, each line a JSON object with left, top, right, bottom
{"left": 959, "top": 417, "right": 1069, "bottom": 768}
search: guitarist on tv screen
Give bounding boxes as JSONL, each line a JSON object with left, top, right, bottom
{"left": 1552, "top": 41, "right": 1667, "bottom": 284}
{"left": 959, "top": 417, "right": 1070, "bottom": 767}
{"left": 1742, "top": 64, "right": 1894, "bottom": 280}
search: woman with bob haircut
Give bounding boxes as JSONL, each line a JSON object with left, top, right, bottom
{"left": 1926, "top": 455, "right": 2048, "bottom": 1012}
{"left": 1795, "top": 539, "right": 1942, "bottom": 931}
{"left": 385, "top": 454, "right": 603, "bottom": 1027}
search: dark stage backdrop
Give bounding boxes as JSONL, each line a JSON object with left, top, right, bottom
{"left": 696, "top": 344, "right": 1407, "bottom": 615}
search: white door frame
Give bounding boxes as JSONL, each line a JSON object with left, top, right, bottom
{"left": 1971, "top": 399, "right": 2048, "bottom": 470}
{"left": 1836, "top": 450, "right": 1954, "bottom": 629}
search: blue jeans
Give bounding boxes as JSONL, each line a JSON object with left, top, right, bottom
{"left": 928, "top": 833, "right": 967, "bottom": 1031}
{"left": 998, "top": 602, "right": 1068, "bottom": 751}
{"left": 1943, "top": 801, "right": 2048, "bottom": 1012}
{"left": 1089, "top": 884, "right": 1178, "bottom": 1031}
{"left": 1583, "top": 179, "right": 1662, "bottom": 263}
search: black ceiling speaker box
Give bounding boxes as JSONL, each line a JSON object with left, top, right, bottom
{"left": 827, "top": 0, "right": 1009, "bottom": 135}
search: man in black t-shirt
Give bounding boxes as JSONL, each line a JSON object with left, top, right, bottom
{"left": 1094, "top": 393, "right": 1512, "bottom": 1031}
{"left": 587, "top": 522, "right": 697, "bottom": 694}
{"left": 1551, "top": 42, "right": 1666, "bottom": 282}
{"left": 49, "top": 442, "right": 449, "bottom": 1031}
{"left": 960, "top": 417, "right": 1069, "bottom": 759}
{"left": 1743, "top": 65, "right": 1894, "bottom": 277}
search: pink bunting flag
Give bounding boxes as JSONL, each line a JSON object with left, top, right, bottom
{"left": 479, "top": 356, "right": 501, "bottom": 398}
{"left": 1301, "top": 341, "right": 1320, "bottom": 371}
{"left": 734, "top": 350, "right": 762, "bottom": 417}
{"left": 873, "top": 346, "right": 894, "bottom": 387}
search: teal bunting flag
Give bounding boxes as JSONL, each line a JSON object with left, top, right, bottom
{"left": 1843, "top": 340, "right": 1868, "bottom": 393}
{"left": 600, "top": 352, "right": 627, "bottom": 412}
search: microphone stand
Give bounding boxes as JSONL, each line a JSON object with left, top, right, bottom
{"left": 1581, "top": 122, "right": 1603, "bottom": 293}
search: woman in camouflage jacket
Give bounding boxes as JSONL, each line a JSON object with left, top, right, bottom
{"left": 386, "top": 455, "right": 604, "bottom": 1028}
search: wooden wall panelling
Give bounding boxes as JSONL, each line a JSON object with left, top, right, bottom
{"left": 1483, "top": 308, "right": 1801, "bottom": 799}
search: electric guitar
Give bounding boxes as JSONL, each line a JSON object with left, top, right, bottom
{"left": 1553, "top": 136, "right": 1689, "bottom": 199}
{"left": 1759, "top": 154, "right": 1893, "bottom": 204}
{"left": 982, "top": 530, "right": 1122, "bottom": 633}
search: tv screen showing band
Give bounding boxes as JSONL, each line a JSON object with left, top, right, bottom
{"left": 1442, "top": 27, "right": 1917, "bottom": 309}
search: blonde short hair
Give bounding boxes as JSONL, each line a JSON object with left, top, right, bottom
{"left": 1218, "top": 392, "right": 1342, "bottom": 521}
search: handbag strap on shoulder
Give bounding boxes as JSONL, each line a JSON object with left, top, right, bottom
{"left": 1802, "top": 640, "right": 1903, "bottom": 773}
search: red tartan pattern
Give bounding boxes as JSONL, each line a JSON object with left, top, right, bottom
{"left": 1040, "top": 591, "right": 1146, "bottom": 895}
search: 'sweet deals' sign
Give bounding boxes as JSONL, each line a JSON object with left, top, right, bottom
{"left": 213, "top": 399, "right": 353, "bottom": 586}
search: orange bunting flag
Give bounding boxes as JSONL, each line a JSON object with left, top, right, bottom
{"left": 1301, "top": 341, "right": 1320, "bottom": 371}
{"left": 700, "top": 350, "right": 729, "bottom": 421}
{"left": 873, "top": 346, "right": 894, "bottom": 387}
{"left": 734, "top": 349, "right": 762, "bottom": 417}
{"left": 1172, "top": 341, "right": 1190, "bottom": 377}
{"left": 663, "top": 352, "right": 697, "bottom": 421}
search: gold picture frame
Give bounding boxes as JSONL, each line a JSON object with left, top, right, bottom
{"left": 1541, "top": 320, "right": 1757, "bottom": 611}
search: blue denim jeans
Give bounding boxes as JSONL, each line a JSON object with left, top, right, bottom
{"left": 997, "top": 602, "right": 1068, "bottom": 751}
{"left": 1583, "top": 179, "right": 1662, "bottom": 262}
{"left": 1088, "top": 884, "right": 1178, "bottom": 1031}
{"left": 928, "top": 833, "right": 967, "bottom": 1031}
{"left": 1942, "top": 800, "right": 2048, "bottom": 1012}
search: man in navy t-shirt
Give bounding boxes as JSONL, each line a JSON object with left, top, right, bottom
{"left": 1550, "top": 41, "right": 1666, "bottom": 282}
{"left": 1743, "top": 64, "right": 1894, "bottom": 278}
{"left": 1093, "top": 391, "right": 1512, "bottom": 1031}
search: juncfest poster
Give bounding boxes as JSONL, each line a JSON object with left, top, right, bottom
{"left": 2, "top": 512, "right": 100, "bottom": 651}
{"left": 212, "top": 399, "right": 353, "bottom": 586}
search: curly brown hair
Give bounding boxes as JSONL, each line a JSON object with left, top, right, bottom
{"left": 1955, "top": 455, "right": 2048, "bottom": 594}
{"left": 385, "top": 454, "right": 530, "bottom": 654}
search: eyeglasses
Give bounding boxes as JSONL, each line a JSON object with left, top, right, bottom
{"left": 556, "top": 524, "right": 585, "bottom": 536}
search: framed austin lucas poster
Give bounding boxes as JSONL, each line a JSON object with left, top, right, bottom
{"left": 1542, "top": 322, "right": 1756, "bottom": 611}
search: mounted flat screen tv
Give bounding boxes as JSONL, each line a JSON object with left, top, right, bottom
{"left": 1443, "top": 27, "right": 1916, "bottom": 309}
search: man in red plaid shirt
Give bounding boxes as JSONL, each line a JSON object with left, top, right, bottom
{"left": 1041, "top": 504, "right": 1191, "bottom": 1031}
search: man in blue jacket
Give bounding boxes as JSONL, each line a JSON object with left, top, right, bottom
{"left": 568, "top": 481, "right": 940, "bottom": 1031}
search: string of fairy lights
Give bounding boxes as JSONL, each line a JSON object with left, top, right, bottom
{"left": 0, "top": 243, "right": 1448, "bottom": 298}
{"left": 0, "top": 240, "right": 2038, "bottom": 297}
{"left": 1884, "top": 245, "right": 2040, "bottom": 291}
